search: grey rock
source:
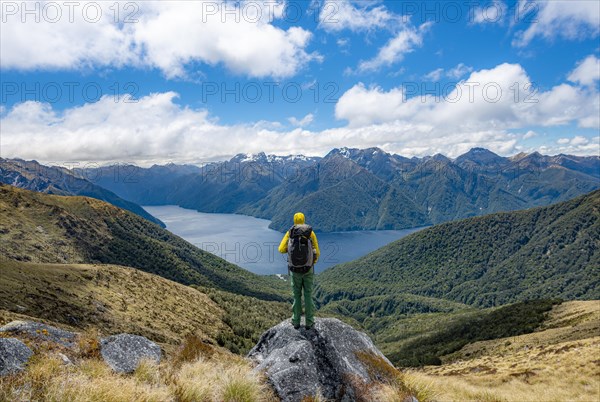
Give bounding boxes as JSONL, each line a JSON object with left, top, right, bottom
{"left": 248, "top": 318, "right": 395, "bottom": 402}
{"left": 0, "top": 321, "right": 77, "bottom": 347}
{"left": 100, "top": 334, "right": 161, "bottom": 373}
{"left": 55, "top": 352, "right": 73, "bottom": 366}
{"left": 0, "top": 338, "right": 33, "bottom": 376}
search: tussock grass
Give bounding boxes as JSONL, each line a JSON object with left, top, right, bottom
{"left": 0, "top": 352, "right": 274, "bottom": 402}
{"left": 355, "top": 350, "right": 436, "bottom": 401}
{"left": 412, "top": 336, "right": 600, "bottom": 402}
{"left": 172, "top": 357, "right": 274, "bottom": 402}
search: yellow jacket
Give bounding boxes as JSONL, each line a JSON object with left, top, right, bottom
{"left": 278, "top": 212, "right": 320, "bottom": 264}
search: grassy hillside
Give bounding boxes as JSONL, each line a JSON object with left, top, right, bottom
{"left": 0, "top": 184, "right": 288, "bottom": 302}
{"left": 317, "top": 190, "right": 600, "bottom": 308}
{"left": 405, "top": 301, "right": 600, "bottom": 402}
{"left": 0, "top": 260, "right": 291, "bottom": 355}
{"left": 0, "top": 261, "right": 422, "bottom": 402}
{"left": 0, "top": 261, "right": 291, "bottom": 402}
{"left": 0, "top": 158, "right": 165, "bottom": 227}
{"left": 377, "top": 299, "right": 560, "bottom": 366}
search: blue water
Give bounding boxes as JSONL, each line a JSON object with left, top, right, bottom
{"left": 144, "top": 205, "right": 424, "bottom": 275}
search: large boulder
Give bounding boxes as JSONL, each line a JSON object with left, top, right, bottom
{"left": 100, "top": 334, "right": 161, "bottom": 373}
{"left": 248, "top": 318, "right": 396, "bottom": 402}
{"left": 0, "top": 321, "right": 77, "bottom": 348}
{"left": 0, "top": 338, "right": 33, "bottom": 376}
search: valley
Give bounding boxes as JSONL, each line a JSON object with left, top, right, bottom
{"left": 1, "top": 161, "right": 598, "bottom": 401}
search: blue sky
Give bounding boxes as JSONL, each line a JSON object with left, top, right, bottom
{"left": 1, "top": 0, "right": 599, "bottom": 165}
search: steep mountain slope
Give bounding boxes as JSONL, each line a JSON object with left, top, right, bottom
{"left": 0, "top": 184, "right": 288, "bottom": 301}
{"left": 242, "top": 154, "right": 429, "bottom": 231}
{"left": 0, "top": 158, "right": 164, "bottom": 227}
{"left": 316, "top": 190, "right": 600, "bottom": 307}
{"left": 81, "top": 153, "right": 320, "bottom": 210}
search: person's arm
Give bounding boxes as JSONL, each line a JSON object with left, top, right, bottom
{"left": 278, "top": 231, "right": 290, "bottom": 254}
{"left": 311, "top": 231, "right": 320, "bottom": 264}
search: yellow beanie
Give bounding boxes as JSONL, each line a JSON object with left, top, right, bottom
{"left": 293, "top": 212, "right": 305, "bottom": 224}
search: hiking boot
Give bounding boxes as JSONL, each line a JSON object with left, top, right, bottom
{"left": 293, "top": 323, "right": 300, "bottom": 330}
{"left": 305, "top": 324, "right": 314, "bottom": 330}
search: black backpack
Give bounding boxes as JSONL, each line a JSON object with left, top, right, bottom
{"left": 287, "top": 224, "right": 314, "bottom": 273}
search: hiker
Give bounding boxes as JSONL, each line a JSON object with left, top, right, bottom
{"left": 278, "top": 212, "right": 320, "bottom": 330}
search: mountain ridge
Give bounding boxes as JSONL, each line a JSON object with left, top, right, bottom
{"left": 316, "top": 189, "right": 600, "bottom": 308}
{"left": 0, "top": 184, "right": 288, "bottom": 302}
{"left": 76, "top": 147, "right": 599, "bottom": 232}
{"left": 0, "top": 158, "right": 165, "bottom": 228}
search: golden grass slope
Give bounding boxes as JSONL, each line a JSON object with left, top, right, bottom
{"left": 406, "top": 301, "right": 600, "bottom": 402}
{"left": 0, "top": 260, "right": 227, "bottom": 350}
{"left": 1, "top": 347, "right": 277, "bottom": 402}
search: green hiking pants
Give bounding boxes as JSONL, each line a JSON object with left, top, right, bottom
{"left": 290, "top": 267, "right": 315, "bottom": 327}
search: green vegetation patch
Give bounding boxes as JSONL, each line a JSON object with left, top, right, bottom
{"left": 385, "top": 299, "right": 561, "bottom": 367}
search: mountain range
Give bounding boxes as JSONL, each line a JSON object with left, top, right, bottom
{"left": 76, "top": 147, "right": 600, "bottom": 232}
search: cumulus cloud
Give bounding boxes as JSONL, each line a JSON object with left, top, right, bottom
{"left": 513, "top": 0, "right": 600, "bottom": 47}
{"left": 568, "top": 55, "right": 600, "bottom": 87}
{"left": 543, "top": 135, "right": 600, "bottom": 156}
{"left": 3, "top": 60, "right": 599, "bottom": 164}
{"left": 337, "top": 62, "right": 599, "bottom": 130}
{"left": 0, "top": 97, "right": 520, "bottom": 163}
{"left": 0, "top": 1, "right": 319, "bottom": 79}
{"left": 356, "top": 22, "right": 431, "bottom": 73}
{"left": 333, "top": 61, "right": 599, "bottom": 156}
{"left": 318, "top": 0, "right": 398, "bottom": 32}
{"left": 1, "top": 89, "right": 598, "bottom": 165}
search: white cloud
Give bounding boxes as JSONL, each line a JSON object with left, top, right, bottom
{"left": 570, "top": 135, "right": 589, "bottom": 146}
{"left": 3, "top": 57, "right": 599, "bottom": 165}
{"left": 471, "top": 1, "right": 507, "bottom": 25}
{"left": 334, "top": 62, "right": 599, "bottom": 156}
{"left": 424, "top": 68, "right": 444, "bottom": 81}
{"left": 337, "top": 62, "right": 599, "bottom": 131}
{"left": 523, "top": 130, "right": 537, "bottom": 139}
{"left": 424, "top": 63, "right": 473, "bottom": 81}
{"left": 513, "top": 0, "right": 600, "bottom": 47}
{"left": 0, "top": 91, "right": 517, "bottom": 164}
{"left": 568, "top": 55, "right": 600, "bottom": 87}
{"left": 288, "top": 113, "right": 314, "bottom": 127}
{"left": 357, "top": 22, "right": 431, "bottom": 73}
{"left": 447, "top": 63, "right": 474, "bottom": 79}
{"left": 318, "top": 0, "right": 397, "bottom": 32}
{"left": 2, "top": 89, "right": 598, "bottom": 166}
{"left": 0, "top": 1, "right": 319, "bottom": 79}
{"left": 547, "top": 135, "right": 599, "bottom": 155}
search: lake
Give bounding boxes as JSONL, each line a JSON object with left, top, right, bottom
{"left": 144, "top": 205, "right": 425, "bottom": 275}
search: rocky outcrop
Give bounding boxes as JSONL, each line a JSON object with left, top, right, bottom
{"left": 0, "top": 338, "right": 33, "bottom": 376}
{"left": 100, "top": 334, "right": 162, "bottom": 373}
{"left": 0, "top": 321, "right": 77, "bottom": 347}
{"left": 248, "top": 318, "right": 396, "bottom": 402}
{"left": 0, "top": 320, "right": 162, "bottom": 375}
